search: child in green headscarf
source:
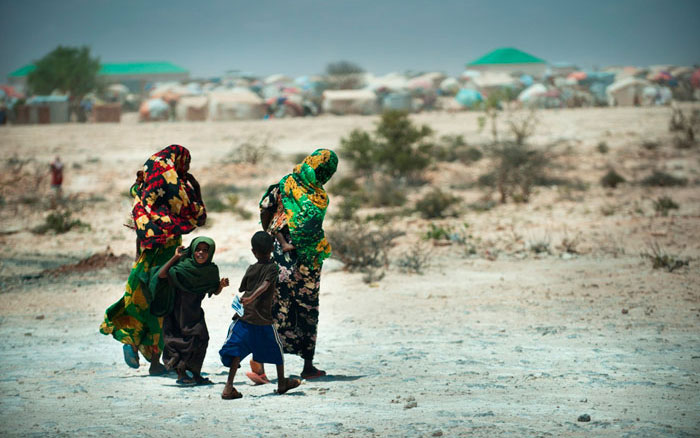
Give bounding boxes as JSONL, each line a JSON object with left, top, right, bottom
{"left": 155, "top": 236, "right": 229, "bottom": 385}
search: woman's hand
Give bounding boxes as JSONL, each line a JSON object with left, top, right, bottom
{"left": 281, "top": 242, "right": 296, "bottom": 252}
{"left": 186, "top": 172, "right": 201, "bottom": 197}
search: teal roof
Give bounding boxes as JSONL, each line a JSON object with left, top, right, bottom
{"left": 9, "top": 62, "right": 187, "bottom": 77}
{"left": 468, "top": 48, "right": 546, "bottom": 66}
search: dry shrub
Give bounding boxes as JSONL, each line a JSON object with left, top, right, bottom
{"left": 395, "top": 242, "right": 431, "bottom": 274}
{"left": 226, "top": 135, "right": 274, "bottom": 164}
{"left": 32, "top": 209, "right": 90, "bottom": 234}
{"left": 640, "top": 171, "right": 687, "bottom": 187}
{"left": 640, "top": 241, "right": 689, "bottom": 272}
{"left": 326, "top": 219, "right": 404, "bottom": 283}
{"left": 653, "top": 196, "right": 679, "bottom": 217}
{"left": 600, "top": 169, "right": 626, "bottom": 188}
{"left": 480, "top": 141, "right": 552, "bottom": 203}
{"left": 414, "top": 188, "right": 460, "bottom": 219}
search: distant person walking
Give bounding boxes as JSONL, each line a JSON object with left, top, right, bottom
{"left": 49, "top": 156, "right": 64, "bottom": 204}
{"left": 248, "top": 148, "right": 338, "bottom": 382}
{"left": 100, "top": 144, "right": 207, "bottom": 375}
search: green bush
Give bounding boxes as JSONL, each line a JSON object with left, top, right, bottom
{"left": 33, "top": 210, "right": 90, "bottom": 234}
{"left": 339, "top": 110, "right": 433, "bottom": 180}
{"left": 640, "top": 241, "right": 689, "bottom": 272}
{"left": 653, "top": 196, "right": 679, "bottom": 216}
{"left": 414, "top": 188, "right": 461, "bottom": 219}
{"left": 201, "top": 184, "right": 252, "bottom": 218}
{"left": 597, "top": 141, "right": 609, "bottom": 154}
{"left": 480, "top": 142, "right": 551, "bottom": 203}
{"left": 600, "top": 169, "right": 626, "bottom": 188}
{"left": 640, "top": 171, "right": 687, "bottom": 187}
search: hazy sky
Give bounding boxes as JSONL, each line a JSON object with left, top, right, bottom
{"left": 2, "top": 0, "right": 699, "bottom": 81}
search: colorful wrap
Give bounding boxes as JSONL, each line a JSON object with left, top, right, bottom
{"left": 132, "top": 145, "right": 206, "bottom": 250}
{"left": 276, "top": 148, "right": 338, "bottom": 268}
{"left": 100, "top": 238, "right": 181, "bottom": 360}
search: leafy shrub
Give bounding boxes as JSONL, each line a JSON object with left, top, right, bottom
{"left": 326, "top": 220, "right": 404, "bottom": 283}
{"left": 433, "top": 135, "right": 483, "bottom": 163}
{"left": 653, "top": 196, "right": 679, "bottom": 216}
{"left": 597, "top": 141, "right": 609, "bottom": 154}
{"left": 640, "top": 171, "right": 687, "bottom": 187}
{"left": 328, "top": 176, "right": 361, "bottom": 197}
{"left": 600, "top": 169, "right": 626, "bottom": 188}
{"left": 339, "top": 110, "right": 433, "bottom": 180}
{"left": 414, "top": 188, "right": 460, "bottom": 219}
{"left": 480, "top": 141, "right": 551, "bottom": 203}
{"left": 423, "top": 223, "right": 451, "bottom": 241}
{"left": 395, "top": 243, "right": 431, "bottom": 274}
{"left": 33, "top": 210, "right": 90, "bottom": 234}
{"left": 640, "top": 241, "right": 689, "bottom": 272}
{"left": 202, "top": 184, "right": 252, "bottom": 219}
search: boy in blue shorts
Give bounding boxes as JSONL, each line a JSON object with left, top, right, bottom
{"left": 219, "top": 231, "right": 301, "bottom": 399}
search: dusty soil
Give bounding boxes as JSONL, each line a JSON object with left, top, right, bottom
{"left": 1, "top": 106, "right": 699, "bottom": 437}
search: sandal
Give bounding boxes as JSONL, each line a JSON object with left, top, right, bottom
{"left": 300, "top": 369, "right": 326, "bottom": 380}
{"left": 123, "top": 344, "right": 139, "bottom": 369}
{"left": 195, "top": 377, "right": 214, "bottom": 386}
{"left": 221, "top": 387, "right": 242, "bottom": 400}
{"left": 245, "top": 371, "right": 270, "bottom": 385}
{"left": 176, "top": 378, "right": 196, "bottom": 386}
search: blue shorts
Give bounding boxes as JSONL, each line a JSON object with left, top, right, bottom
{"left": 219, "top": 319, "right": 284, "bottom": 367}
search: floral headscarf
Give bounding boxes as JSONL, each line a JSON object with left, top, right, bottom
{"left": 279, "top": 148, "right": 338, "bottom": 267}
{"left": 132, "top": 145, "right": 206, "bottom": 250}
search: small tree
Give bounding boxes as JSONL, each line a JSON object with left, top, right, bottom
{"left": 27, "top": 46, "right": 101, "bottom": 121}
{"left": 325, "top": 60, "right": 365, "bottom": 89}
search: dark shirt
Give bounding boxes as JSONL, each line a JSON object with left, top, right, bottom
{"left": 238, "top": 261, "right": 278, "bottom": 325}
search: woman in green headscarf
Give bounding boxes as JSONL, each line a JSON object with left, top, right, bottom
{"left": 250, "top": 148, "right": 338, "bottom": 381}
{"left": 154, "top": 236, "right": 229, "bottom": 385}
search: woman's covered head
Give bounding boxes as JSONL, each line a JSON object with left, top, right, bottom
{"left": 158, "top": 144, "right": 191, "bottom": 176}
{"left": 294, "top": 148, "right": 338, "bottom": 186}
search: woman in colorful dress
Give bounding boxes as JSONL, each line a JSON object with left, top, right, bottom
{"left": 248, "top": 148, "right": 338, "bottom": 382}
{"left": 100, "top": 144, "right": 207, "bottom": 375}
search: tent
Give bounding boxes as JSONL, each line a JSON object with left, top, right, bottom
{"left": 466, "top": 47, "right": 547, "bottom": 77}
{"left": 455, "top": 88, "right": 483, "bottom": 108}
{"left": 439, "top": 77, "right": 460, "bottom": 95}
{"left": 606, "top": 77, "right": 650, "bottom": 106}
{"left": 176, "top": 96, "right": 209, "bottom": 121}
{"left": 139, "top": 98, "right": 169, "bottom": 121}
{"left": 472, "top": 72, "right": 516, "bottom": 89}
{"left": 322, "top": 89, "right": 378, "bottom": 115}
{"left": 26, "top": 96, "right": 70, "bottom": 123}
{"left": 518, "top": 83, "right": 548, "bottom": 103}
{"left": 366, "top": 73, "right": 409, "bottom": 92}
{"left": 381, "top": 92, "right": 413, "bottom": 111}
{"left": 208, "top": 88, "right": 266, "bottom": 120}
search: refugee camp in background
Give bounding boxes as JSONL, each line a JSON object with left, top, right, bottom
{"left": 2, "top": 47, "right": 699, "bottom": 125}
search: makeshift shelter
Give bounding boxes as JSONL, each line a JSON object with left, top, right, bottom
{"left": 381, "top": 92, "right": 413, "bottom": 111}
{"left": 472, "top": 72, "right": 517, "bottom": 90}
{"left": 466, "top": 47, "right": 547, "bottom": 77}
{"left": 322, "top": 89, "right": 378, "bottom": 115}
{"left": 518, "top": 83, "right": 548, "bottom": 103}
{"left": 139, "top": 98, "right": 169, "bottom": 121}
{"left": 606, "top": 77, "right": 650, "bottom": 106}
{"left": 366, "top": 73, "right": 409, "bottom": 92}
{"left": 454, "top": 88, "right": 483, "bottom": 108}
{"left": 208, "top": 88, "right": 266, "bottom": 120}
{"left": 26, "top": 96, "right": 70, "bottom": 123}
{"left": 93, "top": 103, "right": 121, "bottom": 122}
{"left": 176, "top": 96, "right": 209, "bottom": 121}
{"left": 439, "top": 77, "right": 460, "bottom": 95}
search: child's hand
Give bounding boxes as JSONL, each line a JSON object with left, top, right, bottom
{"left": 174, "top": 246, "right": 186, "bottom": 259}
{"left": 215, "top": 278, "right": 229, "bottom": 295}
{"left": 241, "top": 294, "right": 253, "bottom": 306}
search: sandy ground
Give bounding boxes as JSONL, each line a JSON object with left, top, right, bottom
{"left": 1, "top": 106, "right": 699, "bottom": 437}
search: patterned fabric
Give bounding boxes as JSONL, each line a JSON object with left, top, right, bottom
{"left": 272, "top": 239, "right": 322, "bottom": 361}
{"left": 277, "top": 148, "right": 338, "bottom": 268}
{"left": 132, "top": 145, "right": 206, "bottom": 250}
{"left": 100, "top": 238, "right": 180, "bottom": 361}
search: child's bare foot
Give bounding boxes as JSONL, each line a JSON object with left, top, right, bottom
{"left": 276, "top": 377, "right": 301, "bottom": 395}
{"left": 221, "top": 385, "right": 242, "bottom": 400}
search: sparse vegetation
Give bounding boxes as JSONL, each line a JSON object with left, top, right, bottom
{"left": 600, "top": 169, "right": 626, "bottom": 188}
{"left": 32, "top": 209, "right": 90, "bottom": 234}
{"left": 201, "top": 184, "right": 253, "bottom": 219}
{"left": 326, "top": 219, "right": 404, "bottom": 283}
{"left": 395, "top": 242, "right": 431, "bottom": 274}
{"left": 414, "top": 188, "right": 460, "bottom": 219}
{"left": 226, "top": 135, "right": 274, "bottom": 164}
{"left": 653, "top": 196, "right": 679, "bottom": 217}
{"left": 597, "top": 141, "right": 609, "bottom": 154}
{"left": 640, "top": 241, "right": 689, "bottom": 272}
{"left": 433, "top": 135, "right": 483, "bottom": 163}
{"left": 528, "top": 234, "right": 551, "bottom": 254}
{"left": 480, "top": 141, "right": 552, "bottom": 203}
{"left": 640, "top": 171, "right": 687, "bottom": 187}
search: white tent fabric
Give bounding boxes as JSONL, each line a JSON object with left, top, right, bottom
{"left": 322, "top": 89, "right": 378, "bottom": 115}
{"left": 208, "top": 88, "right": 265, "bottom": 120}
{"left": 606, "top": 77, "right": 650, "bottom": 106}
{"left": 473, "top": 72, "right": 516, "bottom": 89}
{"left": 518, "top": 83, "right": 548, "bottom": 102}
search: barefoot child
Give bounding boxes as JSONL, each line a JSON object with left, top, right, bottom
{"left": 219, "top": 231, "right": 301, "bottom": 399}
{"left": 154, "top": 236, "right": 229, "bottom": 385}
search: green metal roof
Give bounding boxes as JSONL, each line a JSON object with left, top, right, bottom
{"left": 9, "top": 62, "right": 187, "bottom": 77}
{"left": 467, "top": 48, "right": 546, "bottom": 66}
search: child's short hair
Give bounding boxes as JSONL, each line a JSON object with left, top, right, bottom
{"left": 251, "top": 231, "right": 274, "bottom": 254}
